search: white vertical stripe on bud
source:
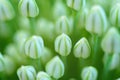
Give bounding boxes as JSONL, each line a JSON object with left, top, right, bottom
{"left": 101, "top": 27, "right": 120, "bottom": 54}
{"left": 85, "top": 5, "right": 107, "bottom": 36}
{"left": 73, "top": 37, "right": 91, "bottom": 59}
{"left": 18, "top": 0, "right": 39, "bottom": 17}
{"left": 24, "top": 35, "right": 44, "bottom": 59}
{"left": 81, "top": 66, "right": 98, "bottom": 80}
{"left": 55, "top": 33, "right": 72, "bottom": 56}
{"left": 0, "top": 52, "right": 5, "bottom": 72}
{"left": 45, "top": 56, "right": 64, "bottom": 79}
{"left": 17, "top": 65, "right": 36, "bottom": 80}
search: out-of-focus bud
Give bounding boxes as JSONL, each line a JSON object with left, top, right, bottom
{"left": 76, "top": 8, "right": 88, "bottom": 29}
{"left": 18, "top": 0, "right": 39, "bottom": 17}
{"left": 45, "top": 56, "right": 64, "bottom": 79}
{"left": 116, "top": 78, "right": 120, "bottom": 80}
{"left": 24, "top": 35, "right": 44, "bottom": 59}
{"left": 81, "top": 66, "right": 98, "bottom": 80}
{"left": 53, "top": 0, "right": 68, "bottom": 19}
{"left": 110, "top": 3, "right": 120, "bottom": 27}
{"left": 73, "top": 37, "right": 91, "bottom": 59}
{"left": 40, "top": 47, "right": 53, "bottom": 65}
{"left": 85, "top": 5, "right": 108, "bottom": 36}
{"left": 55, "top": 16, "right": 73, "bottom": 35}
{"left": 0, "top": 0, "right": 15, "bottom": 21}
{"left": 0, "top": 52, "right": 5, "bottom": 72}
{"left": 55, "top": 33, "right": 72, "bottom": 56}
{"left": 103, "top": 53, "right": 120, "bottom": 70}
{"left": 67, "top": 0, "right": 86, "bottom": 11}
{"left": 4, "top": 55, "right": 15, "bottom": 75}
{"left": 101, "top": 27, "right": 120, "bottom": 54}
{"left": 36, "top": 71, "right": 52, "bottom": 80}
{"left": 17, "top": 65, "right": 36, "bottom": 80}
{"left": 35, "top": 18, "right": 55, "bottom": 41}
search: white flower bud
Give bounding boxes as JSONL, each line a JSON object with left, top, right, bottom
{"left": 55, "top": 33, "right": 72, "bottom": 56}
{"left": 0, "top": 0, "right": 15, "bottom": 21}
{"left": 55, "top": 16, "right": 73, "bottom": 35}
{"left": 101, "top": 27, "right": 120, "bottom": 54}
{"left": 67, "top": 0, "right": 86, "bottom": 11}
{"left": 81, "top": 66, "right": 98, "bottom": 80}
{"left": 116, "top": 78, "right": 120, "bottom": 80}
{"left": 17, "top": 65, "right": 36, "bottom": 80}
{"left": 73, "top": 37, "right": 91, "bottom": 59}
{"left": 110, "top": 3, "right": 120, "bottom": 27}
{"left": 0, "top": 52, "right": 5, "bottom": 72}
{"left": 85, "top": 5, "right": 107, "bottom": 36}
{"left": 37, "top": 71, "right": 52, "bottom": 80}
{"left": 24, "top": 35, "right": 44, "bottom": 59}
{"left": 45, "top": 56, "right": 64, "bottom": 79}
{"left": 18, "top": 0, "right": 39, "bottom": 17}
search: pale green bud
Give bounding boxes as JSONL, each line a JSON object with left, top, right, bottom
{"left": 17, "top": 65, "right": 36, "bottom": 80}
{"left": 55, "top": 33, "right": 72, "bottom": 56}
{"left": 53, "top": 0, "right": 67, "bottom": 18}
{"left": 24, "top": 35, "right": 44, "bottom": 59}
{"left": 85, "top": 5, "right": 107, "bottom": 36}
{"left": 76, "top": 8, "right": 88, "bottom": 28}
{"left": 73, "top": 37, "right": 91, "bottom": 59}
{"left": 4, "top": 56, "right": 15, "bottom": 75}
{"left": 55, "top": 16, "right": 73, "bottom": 35}
{"left": 110, "top": 3, "right": 120, "bottom": 27}
{"left": 18, "top": 0, "right": 39, "bottom": 17}
{"left": 45, "top": 56, "right": 64, "bottom": 79}
{"left": 0, "top": 52, "right": 5, "bottom": 72}
{"left": 36, "top": 71, "right": 52, "bottom": 80}
{"left": 81, "top": 66, "right": 98, "bottom": 80}
{"left": 0, "top": 0, "right": 15, "bottom": 21}
{"left": 101, "top": 27, "right": 120, "bottom": 54}
{"left": 103, "top": 53, "right": 120, "bottom": 70}
{"left": 35, "top": 18, "right": 55, "bottom": 40}
{"left": 67, "top": 0, "right": 86, "bottom": 11}
{"left": 116, "top": 78, "right": 120, "bottom": 80}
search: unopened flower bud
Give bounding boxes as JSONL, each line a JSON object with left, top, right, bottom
{"left": 18, "top": 0, "right": 39, "bottom": 17}
{"left": 45, "top": 56, "right": 64, "bottom": 79}
{"left": 0, "top": 52, "right": 5, "bottom": 72}
{"left": 110, "top": 3, "right": 120, "bottom": 27}
{"left": 17, "top": 65, "right": 36, "bottom": 80}
{"left": 67, "top": 0, "right": 86, "bottom": 11}
{"left": 73, "top": 37, "right": 91, "bottom": 59}
{"left": 85, "top": 5, "right": 107, "bottom": 36}
{"left": 0, "top": 0, "right": 15, "bottom": 21}
{"left": 37, "top": 71, "right": 52, "bottom": 80}
{"left": 81, "top": 66, "right": 98, "bottom": 80}
{"left": 55, "top": 16, "right": 73, "bottom": 35}
{"left": 24, "top": 35, "right": 44, "bottom": 59}
{"left": 55, "top": 33, "right": 72, "bottom": 56}
{"left": 101, "top": 27, "right": 120, "bottom": 54}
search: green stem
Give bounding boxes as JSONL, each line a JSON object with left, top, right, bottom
{"left": 102, "top": 54, "right": 113, "bottom": 80}
{"left": 91, "top": 34, "right": 99, "bottom": 65}
{"left": 29, "top": 17, "right": 35, "bottom": 34}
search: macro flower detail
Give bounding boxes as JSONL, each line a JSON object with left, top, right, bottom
{"left": 85, "top": 5, "right": 108, "bottom": 36}
{"left": 81, "top": 66, "right": 98, "bottom": 80}
{"left": 0, "top": 0, "right": 15, "bottom": 21}
{"left": 67, "top": 0, "right": 86, "bottom": 11}
{"left": 101, "top": 27, "right": 120, "bottom": 54}
{"left": 36, "top": 71, "right": 52, "bottom": 80}
{"left": 73, "top": 37, "right": 91, "bottom": 59}
{"left": 110, "top": 3, "right": 120, "bottom": 27}
{"left": 18, "top": 0, "right": 39, "bottom": 17}
{"left": 45, "top": 56, "right": 64, "bottom": 79}
{"left": 24, "top": 35, "right": 44, "bottom": 59}
{"left": 55, "top": 16, "right": 73, "bottom": 35}
{"left": 17, "top": 65, "right": 36, "bottom": 80}
{"left": 55, "top": 33, "right": 72, "bottom": 56}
